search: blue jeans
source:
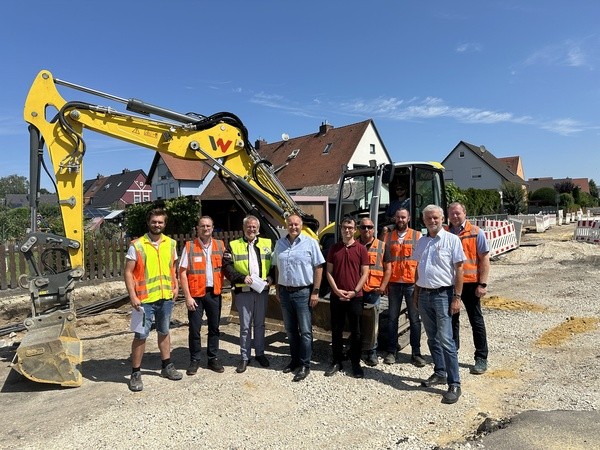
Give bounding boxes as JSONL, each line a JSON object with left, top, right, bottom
{"left": 387, "top": 283, "right": 421, "bottom": 354}
{"left": 362, "top": 291, "right": 380, "bottom": 357}
{"left": 279, "top": 286, "right": 313, "bottom": 368}
{"left": 418, "top": 287, "right": 460, "bottom": 386}
{"left": 136, "top": 299, "right": 174, "bottom": 340}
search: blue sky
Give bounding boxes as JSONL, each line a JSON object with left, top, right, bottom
{"left": 1, "top": 1, "right": 599, "bottom": 190}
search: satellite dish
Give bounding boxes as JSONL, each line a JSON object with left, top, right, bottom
{"left": 282, "top": 133, "right": 289, "bottom": 141}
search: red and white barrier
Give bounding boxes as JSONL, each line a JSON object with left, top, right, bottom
{"left": 485, "top": 222, "right": 519, "bottom": 257}
{"left": 574, "top": 219, "right": 600, "bottom": 244}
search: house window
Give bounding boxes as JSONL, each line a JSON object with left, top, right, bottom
{"left": 170, "top": 187, "right": 175, "bottom": 194}
{"left": 471, "top": 167, "right": 482, "bottom": 179}
{"left": 143, "top": 192, "right": 150, "bottom": 202}
{"left": 323, "top": 143, "right": 332, "bottom": 154}
{"left": 134, "top": 193, "right": 141, "bottom": 203}
{"left": 369, "top": 144, "right": 375, "bottom": 154}
{"left": 459, "top": 151, "right": 465, "bottom": 158}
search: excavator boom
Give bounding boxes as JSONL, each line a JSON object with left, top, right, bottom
{"left": 17, "top": 70, "right": 319, "bottom": 386}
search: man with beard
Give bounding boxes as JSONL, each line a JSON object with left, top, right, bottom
{"left": 125, "top": 208, "right": 182, "bottom": 392}
{"left": 414, "top": 205, "right": 465, "bottom": 404}
{"left": 383, "top": 208, "right": 424, "bottom": 367}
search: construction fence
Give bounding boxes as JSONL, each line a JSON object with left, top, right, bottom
{"left": 0, "top": 231, "right": 244, "bottom": 292}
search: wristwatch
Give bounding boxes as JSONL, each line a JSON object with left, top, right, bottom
{"left": 312, "top": 288, "right": 319, "bottom": 294}
{"left": 353, "top": 289, "right": 359, "bottom": 295}
{"left": 478, "top": 283, "right": 487, "bottom": 288}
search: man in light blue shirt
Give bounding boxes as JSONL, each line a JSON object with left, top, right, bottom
{"left": 272, "top": 214, "right": 325, "bottom": 382}
{"left": 413, "top": 204, "right": 466, "bottom": 404}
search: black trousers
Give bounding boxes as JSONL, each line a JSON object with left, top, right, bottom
{"left": 330, "top": 296, "right": 364, "bottom": 365}
{"left": 188, "top": 289, "right": 222, "bottom": 361}
{"left": 452, "top": 282, "right": 489, "bottom": 360}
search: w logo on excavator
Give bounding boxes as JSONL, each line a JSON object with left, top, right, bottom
{"left": 209, "top": 136, "right": 233, "bottom": 153}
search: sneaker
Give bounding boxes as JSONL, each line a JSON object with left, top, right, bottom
{"left": 421, "top": 373, "right": 447, "bottom": 387}
{"left": 186, "top": 360, "right": 200, "bottom": 376}
{"left": 411, "top": 354, "right": 427, "bottom": 368}
{"left": 128, "top": 371, "right": 143, "bottom": 392}
{"left": 383, "top": 352, "right": 396, "bottom": 365}
{"left": 207, "top": 358, "right": 225, "bottom": 373}
{"left": 255, "top": 354, "right": 270, "bottom": 367}
{"left": 352, "top": 364, "right": 365, "bottom": 379}
{"left": 441, "top": 385, "right": 462, "bottom": 404}
{"left": 160, "top": 363, "right": 183, "bottom": 381}
{"left": 365, "top": 354, "right": 379, "bottom": 367}
{"left": 471, "top": 357, "right": 488, "bottom": 375}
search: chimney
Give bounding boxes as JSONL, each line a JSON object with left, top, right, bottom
{"left": 122, "top": 168, "right": 130, "bottom": 173}
{"left": 255, "top": 138, "right": 267, "bottom": 150}
{"left": 319, "top": 121, "right": 333, "bottom": 135}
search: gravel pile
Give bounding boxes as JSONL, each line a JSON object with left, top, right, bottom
{"left": 1, "top": 224, "right": 599, "bottom": 449}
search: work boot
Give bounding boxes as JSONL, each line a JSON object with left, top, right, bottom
{"left": 160, "top": 363, "right": 183, "bottom": 380}
{"left": 207, "top": 358, "right": 225, "bottom": 373}
{"left": 128, "top": 371, "right": 143, "bottom": 392}
{"left": 383, "top": 352, "right": 396, "bottom": 365}
{"left": 441, "top": 385, "right": 462, "bottom": 404}
{"left": 421, "top": 373, "right": 447, "bottom": 387}
{"left": 470, "top": 357, "right": 488, "bottom": 375}
{"left": 365, "top": 354, "right": 379, "bottom": 367}
{"left": 411, "top": 354, "right": 427, "bottom": 368}
{"left": 186, "top": 360, "right": 200, "bottom": 376}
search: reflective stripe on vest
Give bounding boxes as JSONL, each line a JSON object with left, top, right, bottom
{"left": 456, "top": 221, "right": 480, "bottom": 283}
{"left": 386, "top": 228, "right": 420, "bottom": 283}
{"left": 363, "top": 239, "right": 385, "bottom": 292}
{"left": 186, "top": 238, "right": 225, "bottom": 297}
{"left": 229, "top": 237, "right": 272, "bottom": 288}
{"left": 132, "top": 234, "right": 176, "bottom": 303}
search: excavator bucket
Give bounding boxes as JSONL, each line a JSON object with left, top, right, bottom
{"left": 15, "top": 309, "right": 82, "bottom": 387}
{"left": 15, "top": 232, "right": 85, "bottom": 387}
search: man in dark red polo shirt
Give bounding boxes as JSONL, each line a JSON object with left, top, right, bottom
{"left": 325, "top": 216, "right": 369, "bottom": 378}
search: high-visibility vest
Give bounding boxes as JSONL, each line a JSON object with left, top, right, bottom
{"left": 184, "top": 238, "right": 225, "bottom": 296}
{"left": 362, "top": 238, "right": 385, "bottom": 292}
{"left": 229, "top": 237, "right": 272, "bottom": 288}
{"left": 386, "top": 228, "right": 421, "bottom": 283}
{"left": 454, "top": 221, "right": 480, "bottom": 283}
{"left": 132, "top": 234, "right": 177, "bottom": 303}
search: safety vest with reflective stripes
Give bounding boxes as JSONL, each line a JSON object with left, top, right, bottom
{"left": 132, "top": 234, "right": 177, "bottom": 303}
{"left": 452, "top": 221, "right": 480, "bottom": 283}
{"left": 229, "top": 237, "right": 272, "bottom": 288}
{"left": 184, "top": 238, "right": 225, "bottom": 297}
{"left": 386, "top": 228, "right": 421, "bottom": 283}
{"left": 362, "top": 238, "right": 385, "bottom": 292}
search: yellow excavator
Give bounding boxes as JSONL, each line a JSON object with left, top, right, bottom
{"left": 16, "top": 70, "right": 447, "bottom": 387}
{"left": 17, "top": 70, "right": 321, "bottom": 386}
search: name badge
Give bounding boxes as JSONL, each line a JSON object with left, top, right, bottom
{"left": 193, "top": 256, "right": 203, "bottom": 263}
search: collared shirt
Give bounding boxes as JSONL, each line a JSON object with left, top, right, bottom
{"left": 272, "top": 233, "right": 325, "bottom": 287}
{"left": 449, "top": 221, "right": 490, "bottom": 254}
{"left": 413, "top": 228, "right": 465, "bottom": 289}
{"left": 247, "top": 237, "right": 260, "bottom": 278}
{"left": 179, "top": 238, "right": 214, "bottom": 287}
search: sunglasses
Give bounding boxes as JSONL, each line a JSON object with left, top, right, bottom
{"left": 359, "top": 225, "right": 374, "bottom": 230}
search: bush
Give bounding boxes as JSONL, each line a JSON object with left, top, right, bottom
{"left": 529, "top": 187, "right": 557, "bottom": 206}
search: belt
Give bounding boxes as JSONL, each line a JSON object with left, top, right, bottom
{"left": 280, "top": 285, "right": 310, "bottom": 292}
{"left": 418, "top": 286, "right": 452, "bottom": 294}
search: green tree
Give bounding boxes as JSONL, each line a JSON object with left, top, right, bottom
{"left": 123, "top": 196, "right": 201, "bottom": 239}
{"left": 502, "top": 182, "right": 527, "bottom": 214}
{"left": 529, "top": 187, "right": 557, "bottom": 206}
{"left": 445, "top": 182, "right": 467, "bottom": 205}
{"left": 0, "top": 207, "right": 30, "bottom": 241}
{"left": 0, "top": 174, "right": 29, "bottom": 198}
{"left": 589, "top": 179, "right": 598, "bottom": 199}
{"left": 554, "top": 180, "right": 575, "bottom": 193}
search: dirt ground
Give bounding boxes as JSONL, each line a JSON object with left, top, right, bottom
{"left": 0, "top": 222, "right": 599, "bottom": 449}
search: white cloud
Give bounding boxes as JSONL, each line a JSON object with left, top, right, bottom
{"left": 524, "top": 38, "right": 595, "bottom": 69}
{"left": 456, "top": 42, "right": 482, "bottom": 53}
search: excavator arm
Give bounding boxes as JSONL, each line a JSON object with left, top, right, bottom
{"left": 17, "top": 70, "right": 318, "bottom": 386}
